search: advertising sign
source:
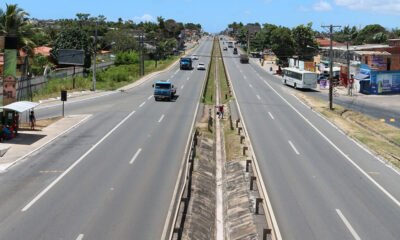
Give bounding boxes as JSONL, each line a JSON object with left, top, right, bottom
{"left": 370, "top": 71, "right": 400, "bottom": 94}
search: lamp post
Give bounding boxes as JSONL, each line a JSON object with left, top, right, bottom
{"left": 92, "top": 20, "right": 98, "bottom": 92}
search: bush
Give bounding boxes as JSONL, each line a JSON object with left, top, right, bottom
{"left": 115, "top": 51, "right": 139, "bottom": 65}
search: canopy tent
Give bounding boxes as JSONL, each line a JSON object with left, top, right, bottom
{"left": 355, "top": 73, "right": 370, "bottom": 80}
{"left": 0, "top": 101, "right": 39, "bottom": 113}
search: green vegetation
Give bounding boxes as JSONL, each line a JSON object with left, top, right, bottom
{"left": 32, "top": 56, "right": 179, "bottom": 101}
{"left": 203, "top": 39, "right": 216, "bottom": 104}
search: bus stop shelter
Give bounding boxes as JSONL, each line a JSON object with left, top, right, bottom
{"left": 0, "top": 101, "right": 39, "bottom": 113}
{"left": 0, "top": 101, "right": 39, "bottom": 126}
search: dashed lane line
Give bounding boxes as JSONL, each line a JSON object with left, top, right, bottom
{"left": 21, "top": 109, "right": 137, "bottom": 212}
{"left": 129, "top": 148, "right": 142, "bottom": 165}
{"left": 336, "top": 209, "right": 361, "bottom": 240}
{"left": 288, "top": 140, "right": 300, "bottom": 155}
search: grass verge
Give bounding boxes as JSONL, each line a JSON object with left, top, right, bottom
{"left": 32, "top": 56, "right": 179, "bottom": 102}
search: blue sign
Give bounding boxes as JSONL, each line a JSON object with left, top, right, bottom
{"left": 369, "top": 70, "right": 400, "bottom": 94}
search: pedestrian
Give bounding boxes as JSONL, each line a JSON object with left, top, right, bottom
{"left": 218, "top": 105, "right": 224, "bottom": 119}
{"left": 29, "top": 110, "right": 36, "bottom": 130}
{"left": 13, "top": 112, "right": 19, "bottom": 135}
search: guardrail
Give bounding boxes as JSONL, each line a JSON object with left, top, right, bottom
{"left": 162, "top": 42, "right": 210, "bottom": 240}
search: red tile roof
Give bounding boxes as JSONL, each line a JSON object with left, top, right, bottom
{"left": 316, "top": 38, "right": 344, "bottom": 47}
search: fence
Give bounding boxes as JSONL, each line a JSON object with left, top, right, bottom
{"left": 16, "top": 61, "right": 114, "bottom": 100}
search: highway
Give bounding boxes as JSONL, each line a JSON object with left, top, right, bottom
{"left": 221, "top": 40, "right": 400, "bottom": 240}
{"left": 0, "top": 38, "right": 212, "bottom": 239}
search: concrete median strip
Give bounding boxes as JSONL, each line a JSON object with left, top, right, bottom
{"left": 0, "top": 115, "right": 91, "bottom": 172}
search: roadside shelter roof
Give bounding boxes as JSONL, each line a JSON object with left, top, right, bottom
{"left": 0, "top": 101, "right": 39, "bottom": 113}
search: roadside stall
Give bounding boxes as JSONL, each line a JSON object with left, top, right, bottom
{"left": 0, "top": 101, "right": 39, "bottom": 140}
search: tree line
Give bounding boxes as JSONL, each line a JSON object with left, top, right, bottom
{"left": 227, "top": 21, "right": 400, "bottom": 65}
{"left": 0, "top": 3, "right": 202, "bottom": 75}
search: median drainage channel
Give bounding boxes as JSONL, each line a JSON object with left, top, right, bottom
{"left": 169, "top": 37, "right": 276, "bottom": 240}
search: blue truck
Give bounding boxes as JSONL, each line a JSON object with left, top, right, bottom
{"left": 152, "top": 80, "right": 176, "bottom": 101}
{"left": 180, "top": 57, "right": 193, "bottom": 70}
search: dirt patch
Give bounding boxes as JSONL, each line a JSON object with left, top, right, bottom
{"left": 19, "top": 117, "right": 62, "bottom": 131}
{"left": 296, "top": 93, "right": 400, "bottom": 169}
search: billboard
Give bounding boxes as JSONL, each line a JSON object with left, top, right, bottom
{"left": 57, "top": 49, "right": 85, "bottom": 66}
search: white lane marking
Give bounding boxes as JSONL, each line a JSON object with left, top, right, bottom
{"left": 158, "top": 114, "right": 165, "bottom": 123}
{"left": 187, "top": 77, "right": 190, "bottom": 81}
{"left": 288, "top": 140, "right": 300, "bottom": 155}
{"left": 249, "top": 84, "right": 253, "bottom": 88}
{"left": 139, "top": 101, "right": 146, "bottom": 108}
{"left": 174, "top": 69, "right": 179, "bottom": 74}
{"left": 268, "top": 112, "right": 275, "bottom": 120}
{"left": 262, "top": 78, "right": 400, "bottom": 207}
{"left": 181, "top": 85, "right": 184, "bottom": 89}
{"left": 21, "top": 109, "right": 137, "bottom": 212}
{"left": 243, "top": 75, "right": 247, "bottom": 79}
{"left": 130, "top": 148, "right": 142, "bottom": 165}
{"left": 256, "top": 95, "right": 261, "bottom": 100}
{"left": 336, "top": 209, "right": 361, "bottom": 240}
{"left": 148, "top": 95, "right": 153, "bottom": 100}
{"left": 76, "top": 234, "right": 84, "bottom": 240}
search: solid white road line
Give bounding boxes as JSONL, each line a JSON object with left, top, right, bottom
{"left": 130, "top": 148, "right": 142, "bottom": 165}
{"left": 76, "top": 234, "right": 84, "bottom": 240}
{"left": 268, "top": 112, "right": 275, "bottom": 120}
{"left": 158, "top": 114, "right": 165, "bottom": 123}
{"left": 139, "top": 101, "right": 146, "bottom": 108}
{"left": 288, "top": 140, "right": 300, "bottom": 155}
{"left": 262, "top": 77, "right": 400, "bottom": 207}
{"left": 256, "top": 95, "right": 261, "bottom": 100}
{"left": 148, "top": 95, "right": 153, "bottom": 100}
{"left": 21, "top": 109, "right": 137, "bottom": 212}
{"left": 336, "top": 209, "right": 361, "bottom": 240}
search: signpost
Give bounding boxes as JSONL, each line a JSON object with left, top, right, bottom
{"left": 61, "top": 90, "right": 67, "bottom": 117}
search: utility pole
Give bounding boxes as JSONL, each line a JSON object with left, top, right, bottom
{"left": 322, "top": 24, "right": 341, "bottom": 110}
{"left": 247, "top": 30, "right": 250, "bottom": 55}
{"left": 92, "top": 20, "right": 98, "bottom": 91}
{"left": 346, "top": 41, "right": 352, "bottom": 96}
{"left": 140, "top": 31, "right": 145, "bottom": 76}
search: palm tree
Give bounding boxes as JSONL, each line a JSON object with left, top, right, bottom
{"left": 0, "top": 4, "right": 35, "bottom": 54}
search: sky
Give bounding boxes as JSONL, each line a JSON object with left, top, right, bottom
{"left": 4, "top": 0, "right": 400, "bottom": 32}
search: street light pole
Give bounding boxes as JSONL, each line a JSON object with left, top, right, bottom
{"left": 92, "top": 20, "right": 98, "bottom": 91}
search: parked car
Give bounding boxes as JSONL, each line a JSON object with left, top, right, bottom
{"left": 192, "top": 55, "right": 199, "bottom": 60}
{"left": 197, "top": 63, "right": 206, "bottom": 70}
{"left": 223, "top": 47, "right": 228, "bottom": 51}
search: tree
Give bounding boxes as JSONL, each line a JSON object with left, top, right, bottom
{"left": 270, "top": 26, "right": 294, "bottom": 65}
{"left": 104, "top": 29, "right": 138, "bottom": 52}
{"left": 0, "top": 4, "right": 35, "bottom": 54}
{"left": 292, "top": 23, "right": 317, "bottom": 61}
{"left": 355, "top": 24, "right": 387, "bottom": 44}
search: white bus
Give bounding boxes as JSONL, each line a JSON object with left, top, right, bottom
{"left": 282, "top": 67, "right": 318, "bottom": 89}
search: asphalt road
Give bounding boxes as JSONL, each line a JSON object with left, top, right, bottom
{"left": 306, "top": 90, "right": 400, "bottom": 128}
{"left": 0, "top": 38, "right": 212, "bottom": 239}
{"left": 221, "top": 40, "right": 400, "bottom": 240}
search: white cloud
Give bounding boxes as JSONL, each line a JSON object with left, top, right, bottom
{"left": 133, "top": 14, "right": 155, "bottom": 22}
{"left": 335, "top": 0, "right": 400, "bottom": 14}
{"left": 313, "top": 1, "right": 333, "bottom": 11}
